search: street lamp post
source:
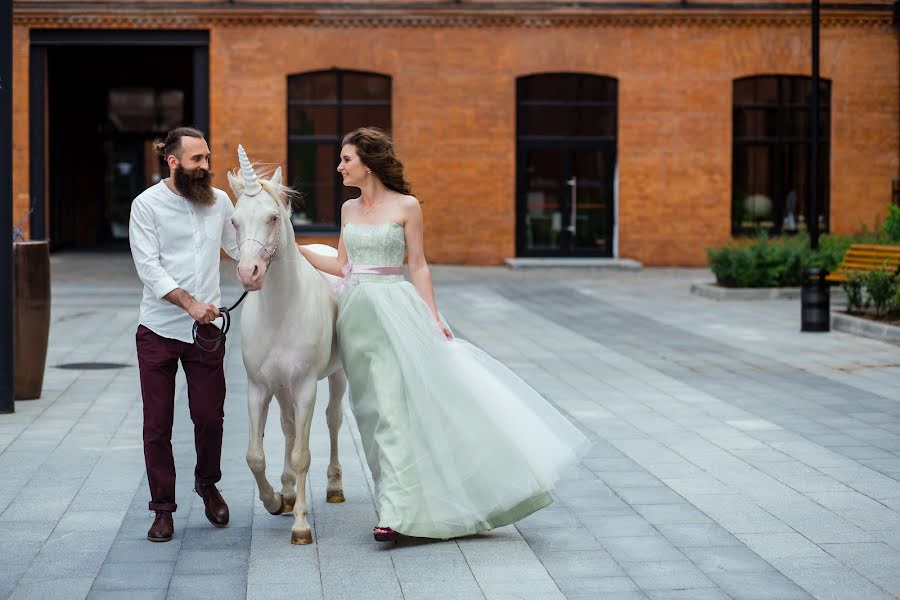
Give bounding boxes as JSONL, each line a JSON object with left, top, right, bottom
{"left": 810, "top": 0, "right": 820, "bottom": 251}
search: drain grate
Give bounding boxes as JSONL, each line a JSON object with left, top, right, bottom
{"left": 55, "top": 362, "right": 131, "bottom": 370}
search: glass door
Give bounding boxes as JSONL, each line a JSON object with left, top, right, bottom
{"left": 519, "top": 144, "right": 614, "bottom": 257}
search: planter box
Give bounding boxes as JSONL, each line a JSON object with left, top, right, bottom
{"left": 14, "top": 241, "right": 51, "bottom": 400}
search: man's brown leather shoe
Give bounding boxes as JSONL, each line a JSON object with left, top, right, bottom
{"left": 147, "top": 511, "right": 174, "bottom": 542}
{"left": 196, "top": 484, "right": 229, "bottom": 527}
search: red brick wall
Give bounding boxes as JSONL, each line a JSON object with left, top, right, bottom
{"left": 12, "top": 15, "right": 899, "bottom": 266}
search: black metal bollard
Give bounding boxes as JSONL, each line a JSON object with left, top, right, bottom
{"left": 801, "top": 268, "right": 830, "bottom": 332}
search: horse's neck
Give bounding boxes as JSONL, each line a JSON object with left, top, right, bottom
{"left": 257, "top": 220, "right": 318, "bottom": 310}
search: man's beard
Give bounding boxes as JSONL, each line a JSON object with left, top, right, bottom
{"left": 173, "top": 165, "right": 215, "bottom": 206}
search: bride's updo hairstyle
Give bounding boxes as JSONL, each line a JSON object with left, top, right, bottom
{"left": 342, "top": 127, "right": 412, "bottom": 195}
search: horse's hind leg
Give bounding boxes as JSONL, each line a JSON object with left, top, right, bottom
{"left": 325, "top": 369, "right": 347, "bottom": 503}
{"left": 246, "top": 381, "right": 284, "bottom": 515}
{"left": 278, "top": 397, "right": 298, "bottom": 513}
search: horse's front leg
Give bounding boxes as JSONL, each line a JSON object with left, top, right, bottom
{"left": 246, "top": 380, "right": 284, "bottom": 515}
{"left": 325, "top": 369, "right": 347, "bottom": 503}
{"left": 288, "top": 379, "right": 317, "bottom": 545}
{"left": 277, "top": 396, "right": 297, "bottom": 513}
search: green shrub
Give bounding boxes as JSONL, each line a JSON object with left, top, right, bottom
{"left": 863, "top": 268, "right": 899, "bottom": 318}
{"left": 707, "top": 230, "right": 897, "bottom": 288}
{"left": 884, "top": 204, "right": 900, "bottom": 242}
{"left": 707, "top": 233, "right": 813, "bottom": 288}
{"left": 840, "top": 271, "right": 866, "bottom": 313}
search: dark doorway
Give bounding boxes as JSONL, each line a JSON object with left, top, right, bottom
{"left": 516, "top": 74, "right": 618, "bottom": 257}
{"left": 29, "top": 31, "right": 209, "bottom": 250}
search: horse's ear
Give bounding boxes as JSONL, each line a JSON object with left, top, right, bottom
{"left": 227, "top": 170, "right": 244, "bottom": 198}
{"left": 271, "top": 166, "right": 282, "bottom": 187}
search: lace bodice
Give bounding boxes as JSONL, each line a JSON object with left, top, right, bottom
{"left": 343, "top": 221, "right": 406, "bottom": 283}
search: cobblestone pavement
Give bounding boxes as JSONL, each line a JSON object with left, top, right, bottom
{"left": 2, "top": 252, "right": 900, "bottom": 600}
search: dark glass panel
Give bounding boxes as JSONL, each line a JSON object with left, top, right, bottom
{"left": 342, "top": 73, "right": 391, "bottom": 102}
{"left": 734, "top": 107, "right": 777, "bottom": 139}
{"left": 733, "top": 144, "right": 776, "bottom": 231}
{"left": 342, "top": 106, "right": 391, "bottom": 134}
{"left": 288, "top": 106, "right": 338, "bottom": 136}
{"left": 580, "top": 77, "right": 617, "bottom": 104}
{"left": 524, "top": 148, "right": 563, "bottom": 252}
{"left": 520, "top": 74, "right": 578, "bottom": 102}
{"left": 288, "top": 142, "right": 338, "bottom": 226}
{"left": 288, "top": 73, "right": 337, "bottom": 102}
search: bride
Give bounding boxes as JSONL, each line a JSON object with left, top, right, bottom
{"left": 300, "top": 127, "right": 588, "bottom": 542}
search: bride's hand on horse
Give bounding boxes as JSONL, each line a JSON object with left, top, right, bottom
{"left": 190, "top": 301, "right": 221, "bottom": 325}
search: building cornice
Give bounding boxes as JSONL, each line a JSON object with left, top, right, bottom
{"left": 13, "top": 3, "right": 894, "bottom": 28}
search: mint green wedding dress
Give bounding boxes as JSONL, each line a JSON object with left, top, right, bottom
{"left": 336, "top": 221, "right": 588, "bottom": 539}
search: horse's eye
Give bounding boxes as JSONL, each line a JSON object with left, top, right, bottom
{"left": 231, "top": 218, "right": 239, "bottom": 228}
{"left": 268, "top": 214, "right": 279, "bottom": 223}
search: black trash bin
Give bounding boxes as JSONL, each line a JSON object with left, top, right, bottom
{"left": 801, "top": 268, "right": 830, "bottom": 332}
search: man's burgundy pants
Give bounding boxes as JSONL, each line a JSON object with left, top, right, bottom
{"left": 136, "top": 324, "right": 226, "bottom": 512}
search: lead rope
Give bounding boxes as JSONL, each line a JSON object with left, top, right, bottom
{"left": 192, "top": 291, "right": 249, "bottom": 353}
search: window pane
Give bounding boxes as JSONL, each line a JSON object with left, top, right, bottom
{"left": 524, "top": 148, "right": 563, "bottom": 252}
{"left": 580, "top": 77, "right": 617, "bottom": 103}
{"left": 288, "top": 106, "right": 338, "bottom": 136}
{"left": 520, "top": 74, "right": 578, "bottom": 102}
{"left": 288, "top": 142, "right": 338, "bottom": 226}
{"left": 783, "top": 77, "right": 811, "bottom": 105}
{"left": 787, "top": 108, "right": 810, "bottom": 139}
{"left": 735, "top": 77, "right": 778, "bottom": 105}
{"left": 288, "top": 73, "right": 337, "bottom": 102}
{"left": 735, "top": 107, "right": 777, "bottom": 139}
{"left": 342, "top": 106, "right": 391, "bottom": 134}
{"left": 733, "top": 144, "right": 776, "bottom": 231}
{"left": 732, "top": 76, "right": 830, "bottom": 235}
{"left": 519, "top": 105, "right": 562, "bottom": 136}
{"left": 576, "top": 106, "right": 616, "bottom": 137}
{"left": 342, "top": 73, "right": 390, "bottom": 102}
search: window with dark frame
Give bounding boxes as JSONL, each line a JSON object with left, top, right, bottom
{"left": 287, "top": 70, "right": 391, "bottom": 231}
{"left": 732, "top": 75, "right": 830, "bottom": 236}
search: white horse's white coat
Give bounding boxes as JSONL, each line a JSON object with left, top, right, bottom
{"left": 227, "top": 148, "right": 346, "bottom": 545}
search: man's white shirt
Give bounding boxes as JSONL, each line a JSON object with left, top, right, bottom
{"left": 129, "top": 180, "right": 240, "bottom": 343}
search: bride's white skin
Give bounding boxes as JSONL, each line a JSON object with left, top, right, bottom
{"left": 299, "top": 144, "right": 452, "bottom": 340}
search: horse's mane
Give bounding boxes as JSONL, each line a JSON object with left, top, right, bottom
{"left": 234, "top": 163, "right": 301, "bottom": 217}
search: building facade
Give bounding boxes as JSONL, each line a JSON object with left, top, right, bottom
{"left": 11, "top": 0, "right": 899, "bottom": 265}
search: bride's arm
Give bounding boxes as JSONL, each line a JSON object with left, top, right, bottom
{"left": 298, "top": 204, "right": 350, "bottom": 276}
{"left": 404, "top": 198, "right": 452, "bottom": 339}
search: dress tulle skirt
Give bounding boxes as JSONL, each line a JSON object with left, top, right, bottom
{"left": 337, "top": 279, "right": 589, "bottom": 539}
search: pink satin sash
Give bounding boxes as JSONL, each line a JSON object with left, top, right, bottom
{"left": 333, "top": 263, "right": 403, "bottom": 294}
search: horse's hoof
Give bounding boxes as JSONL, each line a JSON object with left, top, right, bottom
{"left": 266, "top": 494, "right": 285, "bottom": 516}
{"left": 326, "top": 491, "right": 345, "bottom": 503}
{"left": 281, "top": 498, "right": 296, "bottom": 513}
{"left": 291, "top": 530, "right": 313, "bottom": 545}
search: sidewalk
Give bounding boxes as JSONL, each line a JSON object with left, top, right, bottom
{"left": 1, "top": 252, "right": 900, "bottom": 600}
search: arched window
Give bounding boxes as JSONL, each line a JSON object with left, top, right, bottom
{"left": 287, "top": 70, "right": 391, "bottom": 230}
{"left": 516, "top": 74, "right": 617, "bottom": 256}
{"left": 733, "top": 75, "right": 830, "bottom": 235}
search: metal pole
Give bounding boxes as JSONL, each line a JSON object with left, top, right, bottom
{"left": 1, "top": 0, "right": 15, "bottom": 413}
{"left": 810, "top": 0, "right": 820, "bottom": 250}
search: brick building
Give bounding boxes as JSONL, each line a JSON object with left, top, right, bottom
{"left": 11, "top": 0, "right": 899, "bottom": 266}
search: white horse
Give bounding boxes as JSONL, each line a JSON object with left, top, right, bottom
{"left": 227, "top": 145, "right": 347, "bottom": 545}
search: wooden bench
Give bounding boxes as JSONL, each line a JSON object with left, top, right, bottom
{"left": 826, "top": 244, "right": 900, "bottom": 283}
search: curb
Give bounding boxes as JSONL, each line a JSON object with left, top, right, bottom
{"left": 505, "top": 258, "right": 643, "bottom": 270}
{"left": 690, "top": 282, "right": 847, "bottom": 303}
{"left": 831, "top": 312, "right": 900, "bottom": 344}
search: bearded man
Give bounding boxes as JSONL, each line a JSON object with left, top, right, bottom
{"left": 129, "top": 127, "right": 240, "bottom": 542}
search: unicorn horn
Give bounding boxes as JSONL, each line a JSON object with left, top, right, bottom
{"left": 237, "top": 144, "right": 262, "bottom": 196}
